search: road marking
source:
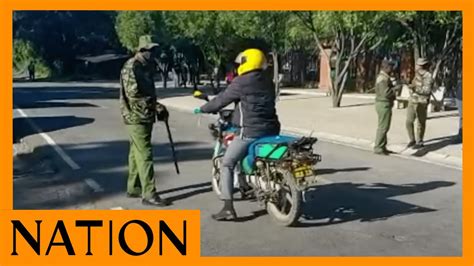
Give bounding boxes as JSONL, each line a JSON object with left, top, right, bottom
{"left": 15, "top": 107, "right": 81, "bottom": 170}
{"left": 111, "top": 206, "right": 124, "bottom": 210}
{"left": 84, "top": 178, "right": 104, "bottom": 193}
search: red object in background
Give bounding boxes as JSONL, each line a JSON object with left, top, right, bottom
{"left": 225, "top": 71, "right": 236, "bottom": 84}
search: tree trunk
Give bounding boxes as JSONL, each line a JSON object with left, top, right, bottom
{"left": 331, "top": 84, "right": 339, "bottom": 107}
{"left": 413, "top": 34, "right": 421, "bottom": 64}
{"left": 400, "top": 48, "right": 414, "bottom": 83}
{"left": 356, "top": 53, "right": 367, "bottom": 93}
{"left": 331, "top": 84, "right": 343, "bottom": 107}
{"left": 300, "top": 64, "right": 305, "bottom": 87}
{"left": 364, "top": 51, "right": 373, "bottom": 90}
{"left": 299, "top": 53, "right": 307, "bottom": 86}
{"left": 272, "top": 51, "right": 280, "bottom": 101}
{"left": 172, "top": 69, "right": 179, "bottom": 88}
{"left": 162, "top": 72, "right": 167, "bottom": 89}
{"left": 289, "top": 53, "right": 294, "bottom": 84}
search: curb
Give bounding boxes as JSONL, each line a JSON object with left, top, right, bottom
{"left": 164, "top": 102, "right": 462, "bottom": 170}
{"left": 280, "top": 89, "right": 376, "bottom": 100}
{"left": 282, "top": 126, "right": 462, "bottom": 170}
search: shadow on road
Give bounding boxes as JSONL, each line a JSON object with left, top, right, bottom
{"left": 13, "top": 116, "right": 95, "bottom": 143}
{"left": 17, "top": 101, "right": 99, "bottom": 109}
{"left": 339, "top": 102, "right": 374, "bottom": 108}
{"left": 13, "top": 85, "right": 200, "bottom": 109}
{"left": 317, "top": 167, "right": 370, "bottom": 175}
{"left": 411, "top": 135, "right": 458, "bottom": 157}
{"left": 13, "top": 140, "right": 214, "bottom": 209}
{"left": 297, "top": 181, "right": 455, "bottom": 227}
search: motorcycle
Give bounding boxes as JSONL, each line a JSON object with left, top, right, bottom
{"left": 194, "top": 90, "right": 322, "bottom": 226}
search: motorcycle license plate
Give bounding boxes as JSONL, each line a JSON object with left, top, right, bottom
{"left": 293, "top": 164, "right": 314, "bottom": 178}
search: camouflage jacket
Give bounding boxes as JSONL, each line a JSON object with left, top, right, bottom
{"left": 409, "top": 69, "right": 433, "bottom": 104}
{"left": 375, "top": 71, "right": 397, "bottom": 104}
{"left": 120, "top": 55, "right": 157, "bottom": 125}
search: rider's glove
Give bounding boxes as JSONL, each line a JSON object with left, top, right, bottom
{"left": 193, "top": 107, "right": 202, "bottom": 114}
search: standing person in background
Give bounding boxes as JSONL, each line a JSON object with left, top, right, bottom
{"left": 28, "top": 60, "right": 35, "bottom": 81}
{"left": 374, "top": 60, "right": 400, "bottom": 155}
{"left": 405, "top": 58, "right": 434, "bottom": 149}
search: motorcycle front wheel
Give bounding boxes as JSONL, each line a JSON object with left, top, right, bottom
{"left": 211, "top": 156, "right": 223, "bottom": 198}
{"left": 266, "top": 168, "right": 303, "bottom": 227}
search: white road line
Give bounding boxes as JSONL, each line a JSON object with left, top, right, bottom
{"left": 110, "top": 206, "right": 124, "bottom": 210}
{"left": 15, "top": 107, "right": 81, "bottom": 170}
{"left": 84, "top": 178, "right": 104, "bottom": 193}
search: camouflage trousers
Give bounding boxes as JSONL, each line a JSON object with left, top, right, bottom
{"left": 126, "top": 124, "right": 156, "bottom": 199}
{"left": 406, "top": 101, "right": 428, "bottom": 143}
{"left": 374, "top": 102, "right": 393, "bottom": 153}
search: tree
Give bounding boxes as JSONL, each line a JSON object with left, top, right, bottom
{"left": 13, "top": 39, "right": 50, "bottom": 78}
{"left": 115, "top": 11, "right": 164, "bottom": 52}
{"left": 162, "top": 11, "right": 239, "bottom": 90}
{"left": 14, "top": 11, "right": 120, "bottom": 76}
{"left": 156, "top": 44, "right": 174, "bottom": 89}
{"left": 229, "top": 11, "right": 291, "bottom": 98}
{"left": 286, "top": 15, "right": 316, "bottom": 86}
{"left": 296, "top": 11, "right": 387, "bottom": 107}
{"left": 394, "top": 11, "right": 462, "bottom": 89}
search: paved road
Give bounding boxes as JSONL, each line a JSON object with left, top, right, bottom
{"left": 13, "top": 82, "right": 462, "bottom": 256}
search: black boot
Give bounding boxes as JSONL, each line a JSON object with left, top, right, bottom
{"left": 211, "top": 200, "right": 237, "bottom": 221}
{"left": 414, "top": 141, "right": 425, "bottom": 149}
{"left": 142, "top": 194, "right": 171, "bottom": 207}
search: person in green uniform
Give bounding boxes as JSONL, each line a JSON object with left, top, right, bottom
{"left": 119, "top": 35, "right": 171, "bottom": 207}
{"left": 374, "top": 60, "right": 400, "bottom": 155}
{"left": 406, "top": 58, "right": 434, "bottom": 149}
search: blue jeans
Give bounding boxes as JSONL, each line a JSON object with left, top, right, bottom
{"left": 221, "top": 137, "right": 255, "bottom": 200}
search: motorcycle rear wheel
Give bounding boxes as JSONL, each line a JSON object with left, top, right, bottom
{"left": 266, "top": 168, "right": 302, "bottom": 227}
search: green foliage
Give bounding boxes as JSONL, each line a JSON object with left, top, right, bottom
{"left": 14, "top": 11, "right": 120, "bottom": 76}
{"left": 115, "top": 11, "right": 158, "bottom": 52}
{"left": 12, "top": 10, "right": 463, "bottom": 84}
{"left": 163, "top": 11, "right": 240, "bottom": 66}
{"left": 13, "top": 39, "right": 51, "bottom": 78}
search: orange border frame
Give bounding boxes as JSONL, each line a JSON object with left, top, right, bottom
{"left": 1, "top": 1, "right": 471, "bottom": 265}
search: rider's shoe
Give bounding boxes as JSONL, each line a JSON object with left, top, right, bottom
{"left": 211, "top": 200, "right": 237, "bottom": 221}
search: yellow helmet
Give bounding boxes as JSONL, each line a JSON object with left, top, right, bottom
{"left": 235, "top": 48, "right": 267, "bottom": 76}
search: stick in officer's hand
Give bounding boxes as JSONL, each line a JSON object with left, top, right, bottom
{"left": 157, "top": 103, "right": 180, "bottom": 175}
{"left": 164, "top": 118, "right": 180, "bottom": 175}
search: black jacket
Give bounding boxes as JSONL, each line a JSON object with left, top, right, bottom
{"left": 200, "top": 70, "right": 281, "bottom": 138}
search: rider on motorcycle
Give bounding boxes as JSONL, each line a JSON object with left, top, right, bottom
{"left": 194, "top": 48, "right": 281, "bottom": 221}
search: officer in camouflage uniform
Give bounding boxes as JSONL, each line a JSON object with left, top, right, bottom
{"left": 406, "top": 58, "right": 434, "bottom": 149}
{"left": 120, "top": 35, "right": 171, "bottom": 207}
{"left": 374, "top": 60, "right": 400, "bottom": 155}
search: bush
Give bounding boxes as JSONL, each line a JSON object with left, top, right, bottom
{"left": 13, "top": 39, "right": 51, "bottom": 78}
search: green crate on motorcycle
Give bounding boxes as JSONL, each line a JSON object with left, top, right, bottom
{"left": 242, "top": 139, "right": 292, "bottom": 175}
